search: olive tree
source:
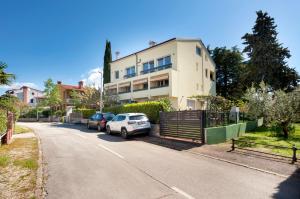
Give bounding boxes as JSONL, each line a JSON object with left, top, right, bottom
{"left": 244, "top": 82, "right": 300, "bottom": 138}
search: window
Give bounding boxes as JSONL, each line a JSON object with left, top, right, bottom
{"left": 126, "top": 66, "right": 135, "bottom": 75}
{"left": 117, "top": 115, "right": 126, "bottom": 121}
{"left": 129, "top": 115, "right": 148, "bottom": 121}
{"left": 30, "top": 99, "right": 34, "bottom": 103}
{"left": 143, "top": 60, "right": 154, "bottom": 71}
{"left": 157, "top": 56, "right": 171, "bottom": 67}
{"left": 205, "top": 69, "right": 208, "bottom": 78}
{"left": 158, "top": 79, "right": 169, "bottom": 87}
{"left": 115, "top": 71, "right": 119, "bottom": 79}
{"left": 210, "top": 71, "right": 215, "bottom": 81}
{"left": 196, "top": 46, "right": 201, "bottom": 56}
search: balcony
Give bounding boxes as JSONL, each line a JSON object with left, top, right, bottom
{"left": 140, "top": 64, "right": 172, "bottom": 75}
{"left": 124, "top": 73, "right": 136, "bottom": 79}
{"left": 150, "top": 84, "right": 169, "bottom": 89}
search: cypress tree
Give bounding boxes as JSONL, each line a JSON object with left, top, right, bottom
{"left": 103, "top": 40, "right": 112, "bottom": 84}
{"left": 242, "top": 10, "right": 299, "bottom": 91}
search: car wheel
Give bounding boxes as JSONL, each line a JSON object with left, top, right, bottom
{"left": 121, "top": 128, "right": 128, "bottom": 139}
{"left": 97, "top": 124, "right": 101, "bottom": 132}
{"left": 106, "top": 126, "right": 111, "bottom": 135}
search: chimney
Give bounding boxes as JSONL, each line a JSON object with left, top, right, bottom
{"left": 78, "top": 81, "right": 84, "bottom": 89}
{"left": 149, "top": 41, "right": 156, "bottom": 47}
{"left": 115, "top": 51, "right": 120, "bottom": 59}
{"left": 57, "top": 81, "right": 62, "bottom": 85}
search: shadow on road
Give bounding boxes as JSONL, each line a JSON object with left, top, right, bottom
{"left": 50, "top": 123, "right": 201, "bottom": 150}
{"left": 50, "top": 123, "right": 100, "bottom": 134}
{"left": 135, "top": 136, "right": 203, "bottom": 151}
{"left": 272, "top": 168, "right": 300, "bottom": 198}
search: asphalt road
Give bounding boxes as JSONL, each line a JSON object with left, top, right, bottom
{"left": 20, "top": 122, "right": 300, "bottom": 199}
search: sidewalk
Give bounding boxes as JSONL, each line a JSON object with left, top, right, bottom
{"left": 136, "top": 136, "right": 300, "bottom": 178}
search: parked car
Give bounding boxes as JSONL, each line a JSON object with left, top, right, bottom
{"left": 106, "top": 113, "right": 151, "bottom": 139}
{"left": 87, "top": 113, "right": 115, "bottom": 131}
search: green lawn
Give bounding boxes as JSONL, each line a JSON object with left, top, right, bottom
{"left": 14, "top": 125, "right": 33, "bottom": 134}
{"left": 237, "top": 123, "right": 300, "bottom": 158}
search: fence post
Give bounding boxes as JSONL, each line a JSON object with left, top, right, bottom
{"left": 292, "top": 145, "right": 297, "bottom": 163}
{"left": 231, "top": 138, "right": 235, "bottom": 151}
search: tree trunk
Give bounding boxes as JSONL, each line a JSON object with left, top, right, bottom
{"left": 282, "top": 122, "right": 289, "bottom": 139}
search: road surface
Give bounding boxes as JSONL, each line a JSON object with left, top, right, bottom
{"left": 20, "top": 122, "right": 300, "bottom": 199}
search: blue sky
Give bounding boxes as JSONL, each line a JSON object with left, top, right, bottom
{"left": 0, "top": 0, "right": 299, "bottom": 93}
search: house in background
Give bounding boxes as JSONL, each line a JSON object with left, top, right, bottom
{"left": 56, "top": 81, "right": 85, "bottom": 108}
{"left": 104, "top": 38, "right": 216, "bottom": 110}
{"left": 7, "top": 86, "right": 45, "bottom": 107}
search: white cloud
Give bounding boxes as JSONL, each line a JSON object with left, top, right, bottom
{"left": 81, "top": 67, "right": 103, "bottom": 90}
{"left": 0, "top": 82, "right": 40, "bottom": 90}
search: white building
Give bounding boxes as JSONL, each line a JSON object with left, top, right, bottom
{"left": 7, "top": 86, "right": 44, "bottom": 106}
{"left": 104, "top": 38, "right": 216, "bottom": 110}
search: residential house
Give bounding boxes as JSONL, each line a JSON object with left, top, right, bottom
{"left": 56, "top": 81, "right": 85, "bottom": 108}
{"left": 7, "top": 86, "right": 45, "bottom": 106}
{"left": 104, "top": 38, "right": 216, "bottom": 110}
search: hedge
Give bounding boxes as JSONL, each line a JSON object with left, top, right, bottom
{"left": 74, "top": 108, "right": 96, "bottom": 119}
{"left": 103, "top": 101, "right": 168, "bottom": 123}
{"left": 74, "top": 101, "right": 169, "bottom": 123}
{"left": 0, "top": 110, "right": 7, "bottom": 134}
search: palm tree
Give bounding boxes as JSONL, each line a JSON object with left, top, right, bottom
{"left": 0, "top": 62, "right": 15, "bottom": 85}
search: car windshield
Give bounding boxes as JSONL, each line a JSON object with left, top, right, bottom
{"left": 103, "top": 113, "right": 115, "bottom": 121}
{"left": 129, "top": 115, "right": 148, "bottom": 121}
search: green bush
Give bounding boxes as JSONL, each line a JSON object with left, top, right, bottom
{"left": 0, "top": 110, "right": 7, "bottom": 134}
{"left": 74, "top": 108, "right": 96, "bottom": 119}
{"left": 103, "top": 101, "right": 168, "bottom": 123}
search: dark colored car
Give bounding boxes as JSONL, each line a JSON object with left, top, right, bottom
{"left": 87, "top": 113, "right": 115, "bottom": 131}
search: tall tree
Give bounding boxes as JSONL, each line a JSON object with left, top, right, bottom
{"left": 211, "top": 46, "right": 244, "bottom": 99}
{"left": 103, "top": 40, "right": 112, "bottom": 84}
{"left": 242, "top": 10, "right": 299, "bottom": 91}
{"left": 43, "top": 78, "right": 61, "bottom": 113}
{"left": 0, "top": 62, "right": 15, "bottom": 85}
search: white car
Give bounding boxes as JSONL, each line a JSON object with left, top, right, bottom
{"left": 106, "top": 113, "right": 151, "bottom": 139}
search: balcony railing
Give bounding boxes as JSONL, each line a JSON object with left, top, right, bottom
{"left": 124, "top": 73, "right": 136, "bottom": 79}
{"left": 118, "top": 90, "right": 131, "bottom": 94}
{"left": 150, "top": 84, "right": 169, "bottom": 89}
{"left": 133, "top": 87, "right": 148, "bottom": 92}
{"left": 140, "top": 64, "right": 172, "bottom": 75}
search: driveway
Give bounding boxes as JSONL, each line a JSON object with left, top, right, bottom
{"left": 20, "top": 122, "right": 300, "bottom": 199}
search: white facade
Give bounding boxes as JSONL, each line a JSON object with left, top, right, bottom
{"left": 104, "top": 38, "right": 216, "bottom": 110}
{"left": 9, "top": 86, "right": 44, "bottom": 106}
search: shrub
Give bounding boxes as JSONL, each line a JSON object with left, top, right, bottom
{"left": 0, "top": 110, "right": 7, "bottom": 133}
{"left": 103, "top": 101, "right": 169, "bottom": 123}
{"left": 74, "top": 108, "right": 96, "bottom": 119}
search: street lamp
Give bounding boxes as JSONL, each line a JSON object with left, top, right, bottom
{"left": 98, "top": 70, "right": 103, "bottom": 112}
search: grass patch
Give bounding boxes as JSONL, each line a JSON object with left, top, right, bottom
{"left": 237, "top": 123, "right": 300, "bottom": 158}
{"left": 0, "top": 155, "right": 10, "bottom": 167}
{"left": 14, "top": 158, "right": 38, "bottom": 170}
{"left": 14, "top": 125, "right": 33, "bottom": 134}
{"left": 0, "top": 138, "right": 38, "bottom": 198}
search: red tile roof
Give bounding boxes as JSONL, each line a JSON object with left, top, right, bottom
{"left": 59, "top": 84, "right": 84, "bottom": 91}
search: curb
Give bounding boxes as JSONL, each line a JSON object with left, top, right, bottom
{"left": 187, "top": 151, "right": 289, "bottom": 178}
{"left": 32, "top": 129, "right": 46, "bottom": 199}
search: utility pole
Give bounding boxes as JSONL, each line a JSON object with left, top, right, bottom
{"left": 98, "top": 70, "right": 103, "bottom": 112}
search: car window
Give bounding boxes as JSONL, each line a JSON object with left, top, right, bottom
{"left": 129, "top": 115, "right": 148, "bottom": 121}
{"left": 95, "top": 114, "right": 103, "bottom": 120}
{"left": 91, "top": 114, "right": 97, "bottom": 120}
{"left": 117, "top": 115, "right": 126, "bottom": 121}
{"left": 104, "top": 114, "right": 115, "bottom": 121}
{"left": 111, "top": 115, "right": 118, "bottom": 121}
